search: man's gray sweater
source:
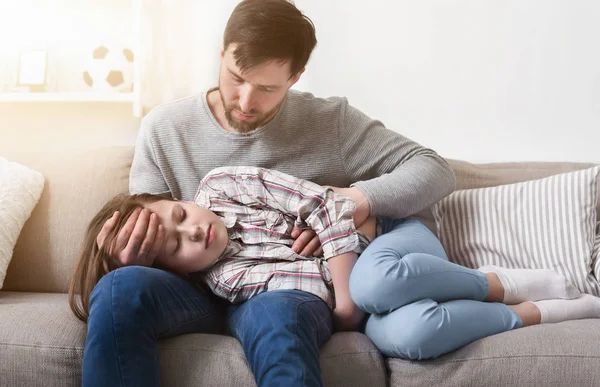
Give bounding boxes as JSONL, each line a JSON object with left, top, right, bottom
{"left": 130, "top": 89, "right": 456, "bottom": 219}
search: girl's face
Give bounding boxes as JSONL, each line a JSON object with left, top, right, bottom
{"left": 144, "top": 200, "right": 229, "bottom": 273}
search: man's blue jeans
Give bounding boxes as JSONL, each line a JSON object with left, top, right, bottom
{"left": 82, "top": 266, "right": 332, "bottom": 387}
{"left": 349, "top": 218, "right": 522, "bottom": 360}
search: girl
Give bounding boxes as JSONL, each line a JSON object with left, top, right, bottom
{"left": 70, "top": 166, "right": 372, "bottom": 331}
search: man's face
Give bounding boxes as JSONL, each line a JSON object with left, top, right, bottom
{"left": 218, "top": 45, "right": 303, "bottom": 133}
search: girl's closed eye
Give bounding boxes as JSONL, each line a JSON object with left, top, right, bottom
{"left": 180, "top": 207, "right": 187, "bottom": 222}
{"left": 174, "top": 237, "right": 181, "bottom": 254}
{"left": 172, "top": 205, "right": 188, "bottom": 254}
{"left": 175, "top": 203, "right": 187, "bottom": 223}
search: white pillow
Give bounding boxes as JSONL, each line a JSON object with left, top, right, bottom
{"left": 433, "top": 166, "right": 600, "bottom": 296}
{"left": 0, "top": 157, "right": 45, "bottom": 289}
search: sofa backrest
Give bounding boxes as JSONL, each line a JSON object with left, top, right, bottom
{"left": 2, "top": 146, "right": 598, "bottom": 293}
{"left": 414, "top": 159, "right": 600, "bottom": 233}
{"left": 2, "top": 146, "right": 133, "bottom": 293}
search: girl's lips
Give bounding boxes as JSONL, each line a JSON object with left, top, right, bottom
{"left": 205, "top": 224, "right": 214, "bottom": 249}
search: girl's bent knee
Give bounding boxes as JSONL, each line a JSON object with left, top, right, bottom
{"left": 349, "top": 267, "right": 381, "bottom": 312}
{"left": 349, "top": 255, "right": 410, "bottom": 312}
{"left": 366, "top": 300, "right": 445, "bottom": 360}
{"left": 384, "top": 328, "right": 441, "bottom": 360}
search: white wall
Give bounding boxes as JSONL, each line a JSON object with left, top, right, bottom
{"left": 293, "top": 0, "right": 600, "bottom": 163}
{"left": 2, "top": 1, "right": 599, "bottom": 163}
{"left": 0, "top": 103, "right": 139, "bottom": 150}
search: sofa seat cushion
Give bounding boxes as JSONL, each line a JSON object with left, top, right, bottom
{"left": 0, "top": 291, "right": 386, "bottom": 387}
{"left": 387, "top": 319, "right": 600, "bottom": 387}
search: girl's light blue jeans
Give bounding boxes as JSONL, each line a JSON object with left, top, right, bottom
{"left": 349, "top": 218, "right": 523, "bottom": 360}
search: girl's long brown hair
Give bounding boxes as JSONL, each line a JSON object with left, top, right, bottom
{"left": 68, "top": 193, "right": 168, "bottom": 322}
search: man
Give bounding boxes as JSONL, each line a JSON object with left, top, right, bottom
{"left": 84, "top": 0, "right": 456, "bottom": 386}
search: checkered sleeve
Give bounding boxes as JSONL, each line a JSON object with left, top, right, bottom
{"left": 199, "top": 166, "right": 362, "bottom": 258}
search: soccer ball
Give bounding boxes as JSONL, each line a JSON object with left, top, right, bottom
{"left": 82, "top": 45, "right": 134, "bottom": 92}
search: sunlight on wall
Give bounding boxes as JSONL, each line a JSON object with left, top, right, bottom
{"left": 0, "top": 0, "right": 140, "bottom": 147}
{"left": 0, "top": 0, "right": 133, "bottom": 50}
{"left": 0, "top": 0, "right": 135, "bottom": 93}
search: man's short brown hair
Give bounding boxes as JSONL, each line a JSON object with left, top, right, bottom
{"left": 223, "top": 0, "right": 317, "bottom": 78}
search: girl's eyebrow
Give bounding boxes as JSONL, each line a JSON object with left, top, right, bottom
{"left": 170, "top": 204, "right": 177, "bottom": 223}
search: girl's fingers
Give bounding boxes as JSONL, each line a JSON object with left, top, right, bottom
{"left": 96, "top": 210, "right": 120, "bottom": 249}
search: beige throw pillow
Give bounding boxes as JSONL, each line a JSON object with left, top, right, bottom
{"left": 433, "top": 166, "right": 600, "bottom": 296}
{"left": 0, "top": 157, "right": 45, "bottom": 288}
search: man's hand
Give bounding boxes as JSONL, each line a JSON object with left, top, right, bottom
{"left": 290, "top": 228, "right": 323, "bottom": 257}
{"left": 328, "top": 186, "right": 370, "bottom": 228}
{"left": 96, "top": 207, "right": 164, "bottom": 267}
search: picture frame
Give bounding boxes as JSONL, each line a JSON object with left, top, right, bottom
{"left": 17, "top": 49, "right": 48, "bottom": 92}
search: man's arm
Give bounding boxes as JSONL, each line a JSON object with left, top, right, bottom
{"left": 129, "top": 118, "right": 171, "bottom": 196}
{"left": 337, "top": 99, "right": 456, "bottom": 220}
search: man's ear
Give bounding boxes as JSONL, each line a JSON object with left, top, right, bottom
{"left": 220, "top": 48, "right": 225, "bottom": 59}
{"left": 289, "top": 68, "right": 305, "bottom": 86}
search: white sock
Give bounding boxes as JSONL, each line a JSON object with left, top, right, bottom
{"left": 532, "top": 294, "right": 600, "bottom": 324}
{"left": 478, "top": 265, "right": 580, "bottom": 304}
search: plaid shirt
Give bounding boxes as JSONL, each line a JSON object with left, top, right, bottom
{"left": 191, "top": 166, "right": 370, "bottom": 308}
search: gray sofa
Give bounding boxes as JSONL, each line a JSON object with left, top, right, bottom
{"left": 1, "top": 145, "right": 598, "bottom": 386}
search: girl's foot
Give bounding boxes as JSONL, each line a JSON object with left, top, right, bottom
{"left": 531, "top": 294, "right": 600, "bottom": 324}
{"left": 479, "top": 265, "right": 580, "bottom": 304}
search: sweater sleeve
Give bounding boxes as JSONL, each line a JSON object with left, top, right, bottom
{"left": 129, "top": 117, "right": 171, "bottom": 197}
{"left": 338, "top": 99, "right": 456, "bottom": 219}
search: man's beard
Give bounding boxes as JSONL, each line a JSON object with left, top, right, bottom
{"left": 220, "top": 92, "right": 281, "bottom": 134}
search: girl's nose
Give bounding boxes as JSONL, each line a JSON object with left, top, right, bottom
{"left": 189, "top": 225, "right": 203, "bottom": 242}
{"left": 178, "top": 224, "right": 203, "bottom": 241}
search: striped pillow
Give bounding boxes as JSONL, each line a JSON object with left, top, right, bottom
{"left": 432, "top": 166, "right": 600, "bottom": 296}
{"left": 593, "top": 226, "right": 600, "bottom": 288}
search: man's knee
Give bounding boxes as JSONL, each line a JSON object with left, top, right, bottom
{"left": 89, "top": 266, "right": 165, "bottom": 325}
{"left": 92, "top": 265, "right": 156, "bottom": 298}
